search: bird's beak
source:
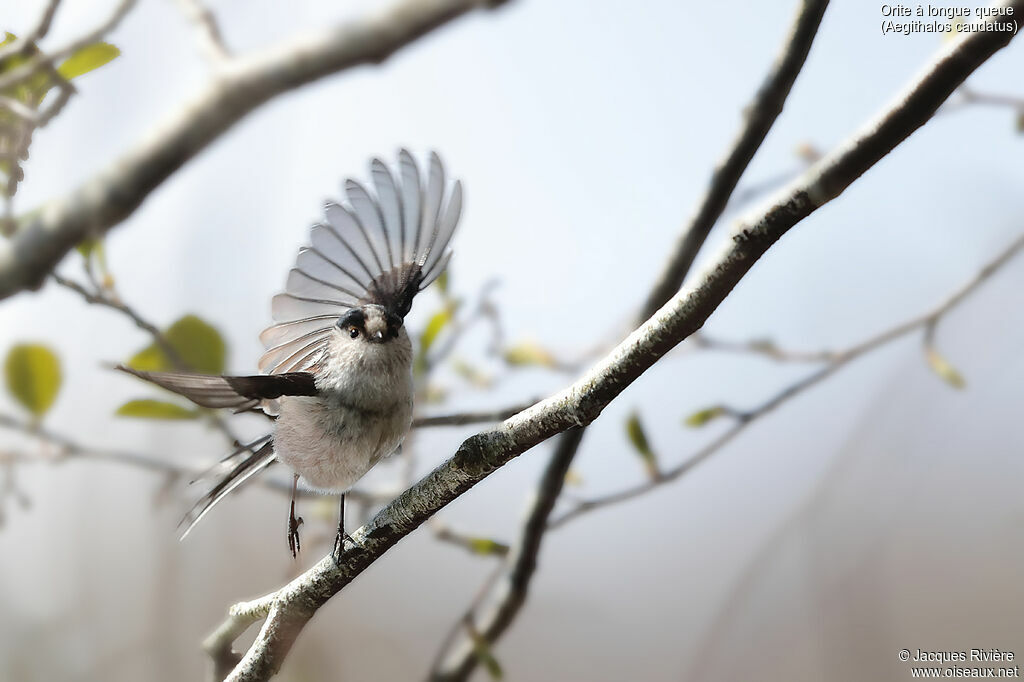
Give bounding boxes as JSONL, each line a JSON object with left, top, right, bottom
{"left": 372, "top": 330, "right": 385, "bottom": 342}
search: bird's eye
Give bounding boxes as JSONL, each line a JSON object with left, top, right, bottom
{"left": 349, "top": 327, "right": 360, "bottom": 339}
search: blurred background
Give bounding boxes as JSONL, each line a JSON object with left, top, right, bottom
{"left": 1, "top": 0, "right": 1023, "bottom": 680}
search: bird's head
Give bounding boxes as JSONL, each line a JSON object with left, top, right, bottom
{"left": 335, "top": 305, "right": 404, "bottom": 344}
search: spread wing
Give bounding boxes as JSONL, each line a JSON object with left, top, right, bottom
{"left": 258, "top": 150, "right": 463, "bottom": 374}
{"left": 116, "top": 366, "right": 318, "bottom": 412}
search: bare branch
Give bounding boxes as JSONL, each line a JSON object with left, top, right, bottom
{"left": 550, "top": 232, "right": 1024, "bottom": 527}
{"left": 0, "top": 0, "right": 507, "bottom": 300}
{"left": 0, "top": 0, "right": 137, "bottom": 92}
{"left": 0, "top": 95, "right": 43, "bottom": 124}
{"left": 944, "top": 85, "right": 1024, "bottom": 114}
{"left": 0, "top": 0, "right": 61, "bottom": 64}
{"left": 0, "top": 411, "right": 202, "bottom": 478}
{"left": 52, "top": 272, "right": 251, "bottom": 444}
{"left": 52, "top": 273, "right": 186, "bottom": 369}
{"left": 412, "top": 402, "right": 536, "bottom": 428}
{"left": 431, "top": 520, "right": 510, "bottom": 557}
{"left": 174, "top": 0, "right": 230, "bottom": 64}
{"left": 690, "top": 331, "right": 839, "bottom": 363}
{"left": 640, "top": 0, "right": 830, "bottom": 321}
{"left": 432, "top": 428, "right": 583, "bottom": 680}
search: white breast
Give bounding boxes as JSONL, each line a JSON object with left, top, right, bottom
{"left": 271, "top": 323, "right": 414, "bottom": 492}
{"left": 273, "top": 393, "right": 412, "bottom": 493}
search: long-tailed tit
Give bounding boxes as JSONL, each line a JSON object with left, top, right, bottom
{"left": 120, "top": 150, "right": 463, "bottom": 558}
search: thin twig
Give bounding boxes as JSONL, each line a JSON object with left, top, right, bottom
{"left": 690, "top": 331, "right": 838, "bottom": 363}
{"left": 52, "top": 272, "right": 247, "bottom": 445}
{"left": 412, "top": 402, "right": 536, "bottom": 428}
{"left": 549, "top": 232, "right": 1024, "bottom": 528}
{"left": 431, "top": 521, "right": 510, "bottom": 557}
{"left": 432, "top": 428, "right": 583, "bottom": 680}
{"left": 52, "top": 273, "right": 186, "bottom": 368}
{"left": 640, "top": 0, "right": 830, "bottom": 321}
{"left": 174, "top": 0, "right": 230, "bottom": 64}
{"left": 0, "top": 410, "right": 400, "bottom": 509}
{"left": 0, "top": 0, "right": 137, "bottom": 92}
{"left": 427, "top": 562, "right": 505, "bottom": 678}
{"left": 0, "top": 411, "right": 203, "bottom": 477}
{"left": 0, "top": 0, "right": 61, "bottom": 64}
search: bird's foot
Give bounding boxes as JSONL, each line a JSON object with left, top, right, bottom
{"left": 287, "top": 514, "right": 304, "bottom": 558}
{"left": 331, "top": 529, "right": 355, "bottom": 566}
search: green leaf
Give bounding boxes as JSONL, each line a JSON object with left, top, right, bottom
{"left": 57, "top": 42, "right": 120, "bottom": 80}
{"left": 925, "top": 347, "right": 966, "bottom": 389}
{"left": 128, "top": 314, "right": 226, "bottom": 374}
{"left": 420, "top": 308, "right": 453, "bottom": 356}
{"left": 748, "top": 338, "right": 777, "bottom": 353}
{"left": 115, "top": 399, "right": 198, "bottom": 420}
{"left": 420, "top": 383, "right": 448, "bottom": 404}
{"left": 684, "top": 406, "right": 727, "bottom": 428}
{"left": 76, "top": 237, "right": 99, "bottom": 258}
{"left": 467, "top": 537, "right": 507, "bottom": 556}
{"left": 4, "top": 343, "right": 61, "bottom": 418}
{"left": 502, "top": 340, "right": 557, "bottom": 368}
{"left": 451, "top": 358, "right": 492, "bottom": 388}
{"left": 414, "top": 307, "right": 455, "bottom": 376}
{"left": 468, "top": 628, "right": 503, "bottom": 680}
{"left": 625, "top": 411, "right": 658, "bottom": 479}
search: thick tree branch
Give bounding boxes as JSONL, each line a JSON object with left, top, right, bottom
{"left": 430, "top": 0, "right": 830, "bottom": 676}
{"left": 0, "top": 0, "right": 507, "bottom": 300}
{"left": 206, "top": 5, "right": 1023, "bottom": 680}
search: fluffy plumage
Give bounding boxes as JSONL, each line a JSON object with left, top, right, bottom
{"left": 119, "top": 151, "right": 462, "bottom": 541}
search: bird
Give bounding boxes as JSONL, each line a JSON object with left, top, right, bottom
{"left": 119, "top": 150, "right": 463, "bottom": 559}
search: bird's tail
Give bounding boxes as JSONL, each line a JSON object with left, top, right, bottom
{"left": 179, "top": 435, "right": 277, "bottom": 539}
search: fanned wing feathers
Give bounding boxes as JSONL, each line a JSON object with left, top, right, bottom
{"left": 258, "top": 151, "right": 462, "bottom": 375}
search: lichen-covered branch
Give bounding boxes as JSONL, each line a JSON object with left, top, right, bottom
{"left": 0, "top": 0, "right": 507, "bottom": 300}
{"left": 206, "top": 7, "right": 1023, "bottom": 679}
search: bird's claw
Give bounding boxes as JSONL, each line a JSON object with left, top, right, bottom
{"left": 287, "top": 515, "right": 304, "bottom": 558}
{"left": 331, "top": 530, "right": 355, "bottom": 566}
